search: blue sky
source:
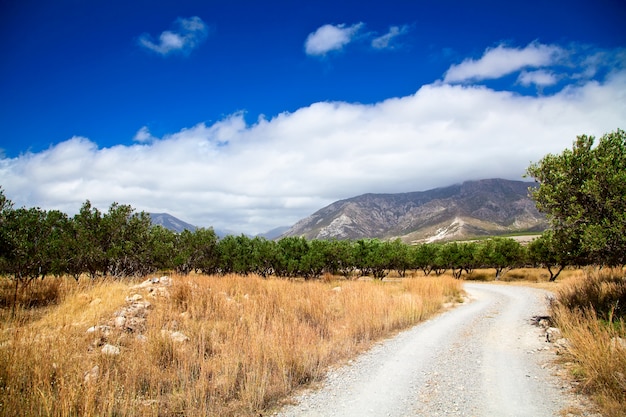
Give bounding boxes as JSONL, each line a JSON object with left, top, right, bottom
{"left": 1, "top": 0, "right": 625, "bottom": 234}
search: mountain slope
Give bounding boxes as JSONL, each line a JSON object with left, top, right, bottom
{"left": 257, "top": 226, "right": 291, "bottom": 240}
{"left": 281, "top": 179, "right": 547, "bottom": 242}
{"left": 149, "top": 213, "right": 197, "bottom": 233}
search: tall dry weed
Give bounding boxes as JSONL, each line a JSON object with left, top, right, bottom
{"left": 555, "top": 268, "right": 626, "bottom": 321}
{"left": 0, "top": 273, "right": 461, "bottom": 417}
{"left": 551, "top": 269, "right": 626, "bottom": 417}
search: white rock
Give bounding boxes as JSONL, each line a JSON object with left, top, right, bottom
{"left": 546, "top": 327, "right": 562, "bottom": 342}
{"left": 114, "top": 316, "right": 126, "bottom": 328}
{"left": 128, "top": 294, "right": 143, "bottom": 302}
{"left": 554, "top": 338, "right": 571, "bottom": 354}
{"left": 87, "top": 325, "right": 111, "bottom": 335}
{"left": 149, "top": 287, "right": 170, "bottom": 298}
{"left": 132, "top": 279, "right": 153, "bottom": 289}
{"left": 610, "top": 336, "right": 626, "bottom": 351}
{"left": 169, "top": 331, "right": 190, "bottom": 343}
{"left": 101, "top": 344, "right": 120, "bottom": 355}
{"left": 84, "top": 365, "right": 100, "bottom": 384}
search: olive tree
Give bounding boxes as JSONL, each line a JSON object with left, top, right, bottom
{"left": 479, "top": 237, "right": 524, "bottom": 280}
{"left": 527, "top": 231, "right": 568, "bottom": 281}
{"left": 324, "top": 239, "right": 356, "bottom": 278}
{"left": 410, "top": 243, "right": 440, "bottom": 276}
{"left": 526, "top": 129, "right": 626, "bottom": 267}
{"left": 1, "top": 206, "right": 69, "bottom": 312}
{"left": 72, "top": 201, "right": 107, "bottom": 278}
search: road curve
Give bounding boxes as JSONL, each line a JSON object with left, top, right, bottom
{"left": 274, "top": 283, "right": 581, "bottom": 417}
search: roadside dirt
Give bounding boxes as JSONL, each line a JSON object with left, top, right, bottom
{"left": 273, "top": 283, "right": 599, "bottom": 417}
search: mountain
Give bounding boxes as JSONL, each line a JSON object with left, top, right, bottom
{"left": 257, "top": 226, "right": 291, "bottom": 240}
{"left": 149, "top": 213, "right": 235, "bottom": 237}
{"left": 281, "top": 179, "right": 547, "bottom": 243}
{"left": 149, "top": 213, "right": 197, "bottom": 233}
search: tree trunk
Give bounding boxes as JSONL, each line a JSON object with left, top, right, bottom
{"left": 548, "top": 265, "right": 565, "bottom": 282}
{"left": 12, "top": 276, "right": 19, "bottom": 318}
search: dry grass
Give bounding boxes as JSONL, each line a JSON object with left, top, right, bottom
{"left": 551, "top": 269, "right": 626, "bottom": 417}
{"left": 0, "top": 273, "right": 462, "bottom": 417}
{"left": 464, "top": 268, "right": 586, "bottom": 291}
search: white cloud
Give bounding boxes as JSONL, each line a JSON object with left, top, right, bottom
{"left": 305, "top": 23, "right": 363, "bottom": 56}
{"left": 371, "top": 25, "right": 409, "bottom": 49}
{"left": 133, "top": 126, "right": 157, "bottom": 143}
{"left": 444, "top": 42, "right": 565, "bottom": 83}
{"left": 138, "top": 16, "right": 208, "bottom": 56}
{"left": 1, "top": 48, "right": 625, "bottom": 235}
{"left": 576, "top": 48, "right": 626, "bottom": 79}
{"left": 517, "top": 70, "right": 558, "bottom": 87}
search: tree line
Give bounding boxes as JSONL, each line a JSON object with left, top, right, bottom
{"left": 1, "top": 129, "right": 624, "bottom": 291}
{"left": 0, "top": 189, "right": 568, "bottom": 285}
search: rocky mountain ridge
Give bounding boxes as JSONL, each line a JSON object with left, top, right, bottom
{"left": 281, "top": 178, "right": 547, "bottom": 243}
{"left": 149, "top": 213, "right": 197, "bottom": 233}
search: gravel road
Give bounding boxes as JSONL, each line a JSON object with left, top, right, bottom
{"left": 274, "top": 283, "right": 592, "bottom": 417}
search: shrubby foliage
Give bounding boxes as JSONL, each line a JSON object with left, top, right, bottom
{"left": 526, "top": 129, "right": 626, "bottom": 268}
{"left": 0, "top": 185, "right": 609, "bottom": 287}
{"left": 0, "top": 189, "right": 531, "bottom": 284}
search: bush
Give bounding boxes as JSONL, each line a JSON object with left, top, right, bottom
{"left": 555, "top": 268, "right": 626, "bottom": 321}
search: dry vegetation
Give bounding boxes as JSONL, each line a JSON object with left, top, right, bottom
{"left": 549, "top": 269, "right": 626, "bottom": 417}
{"left": 465, "top": 267, "right": 585, "bottom": 285}
{"left": 0, "top": 273, "right": 462, "bottom": 417}
{"left": 2, "top": 268, "right": 623, "bottom": 417}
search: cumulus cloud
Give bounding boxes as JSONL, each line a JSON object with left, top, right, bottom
{"left": 133, "top": 126, "right": 157, "bottom": 143}
{"left": 1, "top": 47, "right": 625, "bottom": 235}
{"left": 517, "top": 70, "right": 558, "bottom": 87}
{"left": 576, "top": 48, "right": 626, "bottom": 79}
{"left": 444, "top": 42, "right": 565, "bottom": 83}
{"left": 371, "top": 25, "right": 409, "bottom": 49}
{"left": 138, "top": 16, "right": 208, "bottom": 56}
{"left": 305, "top": 23, "right": 363, "bottom": 56}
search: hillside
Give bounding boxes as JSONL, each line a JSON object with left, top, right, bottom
{"left": 281, "top": 178, "right": 547, "bottom": 242}
{"left": 149, "top": 213, "right": 197, "bottom": 233}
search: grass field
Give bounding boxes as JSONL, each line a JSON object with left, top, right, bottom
{"left": 549, "top": 268, "right": 626, "bottom": 417}
{"left": 1, "top": 268, "right": 623, "bottom": 417}
{"left": 0, "top": 273, "right": 462, "bottom": 417}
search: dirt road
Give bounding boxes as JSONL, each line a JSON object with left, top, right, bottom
{"left": 274, "top": 283, "right": 591, "bottom": 417}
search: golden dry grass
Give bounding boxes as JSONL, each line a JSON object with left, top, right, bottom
{"left": 0, "top": 273, "right": 462, "bottom": 417}
{"left": 462, "top": 267, "right": 586, "bottom": 292}
{"left": 551, "top": 269, "right": 626, "bottom": 417}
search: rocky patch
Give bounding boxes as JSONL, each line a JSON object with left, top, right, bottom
{"left": 82, "top": 276, "right": 190, "bottom": 383}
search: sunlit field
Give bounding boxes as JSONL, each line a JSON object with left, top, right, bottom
{"left": 549, "top": 268, "right": 626, "bottom": 417}
{"left": 0, "top": 273, "right": 462, "bottom": 417}
{"left": 2, "top": 268, "right": 622, "bottom": 417}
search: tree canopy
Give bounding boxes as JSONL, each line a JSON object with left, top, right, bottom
{"left": 526, "top": 129, "right": 626, "bottom": 267}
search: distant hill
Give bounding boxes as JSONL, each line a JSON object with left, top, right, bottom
{"left": 281, "top": 178, "right": 547, "bottom": 243}
{"left": 257, "top": 226, "right": 291, "bottom": 240}
{"left": 149, "top": 213, "right": 197, "bottom": 233}
{"left": 149, "top": 213, "right": 234, "bottom": 237}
